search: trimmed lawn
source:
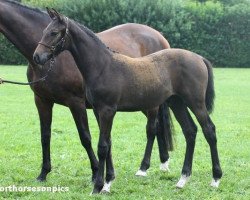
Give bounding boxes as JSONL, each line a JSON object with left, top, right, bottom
{"left": 0, "top": 66, "right": 249, "bottom": 199}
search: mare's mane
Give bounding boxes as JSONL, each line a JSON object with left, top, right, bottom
{"left": 3, "top": 0, "right": 117, "bottom": 53}
{"left": 3, "top": 0, "right": 45, "bottom": 16}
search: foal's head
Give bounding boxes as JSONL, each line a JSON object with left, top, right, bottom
{"left": 33, "top": 8, "right": 69, "bottom": 65}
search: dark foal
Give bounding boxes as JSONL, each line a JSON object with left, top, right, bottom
{"left": 33, "top": 10, "right": 222, "bottom": 193}
{"left": 0, "top": 0, "right": 171, "bottom": 182}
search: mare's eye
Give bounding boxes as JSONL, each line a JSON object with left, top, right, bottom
{"left": 51, "top": 31, "right": 59, "bottom": 36}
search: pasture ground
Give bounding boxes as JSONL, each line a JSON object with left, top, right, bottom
{"left": 0, "top": 66, "right": 249, "bottom": 199}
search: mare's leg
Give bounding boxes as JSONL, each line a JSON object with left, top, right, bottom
{"left": 191, "top": 103, "right": 222, "bottom": 187}
{"left": 93, "top": 109, "right": 100, "bottom": 127}
{"left": 156, "top": 126, "right": 170, "bottom": 172}
{"left": 169, "top": 97, "right": 197, "bottom": 188}
{"left": 92, "top": 106, "right": 116, "bottom": 194}
{"left": 142, "top": 109, "right": 170, "bottom": 172}
{"left": 156, "top": 103, "right": 171, "bottom": 171}
{"left": 35, "top": 95, "right": 54, "bottom": 181}
{"left": 136, "top": 108, "right": 158, "bottom": 176}
{"left": 69, "top": 100, "right": 99, "bottom": 182}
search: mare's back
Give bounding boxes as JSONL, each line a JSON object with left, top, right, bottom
{"left": 97, "top": 23, "right": 170, "bottom": 57}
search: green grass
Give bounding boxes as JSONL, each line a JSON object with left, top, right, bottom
{"left": 0, "top": 66, "right": 249, "bottom": 199}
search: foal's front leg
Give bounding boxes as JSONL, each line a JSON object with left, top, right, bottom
{"left": 92, "top": 106, "right": 116, "bottom": 194}
{"left": 69, "top": 101, "right": 99, "bottom": 182}
{"left": 35, "top": 95, "right": 54, "bottom": 181}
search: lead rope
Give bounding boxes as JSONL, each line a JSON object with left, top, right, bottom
{"left": 1, "top": 57, "right": 55, "bottom": 86}
{"left": 1, "top": 17, "right": 68, "bottom": 86}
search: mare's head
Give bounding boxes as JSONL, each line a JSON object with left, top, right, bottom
{"left": 33, "top": 8, "right": 69, "bottom": 65}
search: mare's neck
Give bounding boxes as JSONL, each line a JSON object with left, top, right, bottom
{"left": 0, "top": 1, "right": 50, "bottom": 63}
{"left": 68, "top": 21, "right": 113, "bottom": 84}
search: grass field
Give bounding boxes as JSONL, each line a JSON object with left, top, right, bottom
{"left": 0, "top": 65, "right": 249, "bottom": 199}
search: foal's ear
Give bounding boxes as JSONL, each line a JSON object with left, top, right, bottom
{"left": 51, "top": 8, "right": 64, "bottom": 22}
{"left": 46, "top": 7, "right": 64, "bottom": 22}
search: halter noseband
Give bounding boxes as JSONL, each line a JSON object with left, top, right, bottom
{"left": 38, "top": 17, "right": 69, "bottom": 54}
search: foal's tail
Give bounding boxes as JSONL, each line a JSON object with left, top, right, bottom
{"left": 156, "top": 101, "right": 174, "bottom": 151}
{"left": 203, "top": 57, "right": 215, "bottom": 114}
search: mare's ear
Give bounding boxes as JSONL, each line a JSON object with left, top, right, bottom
{"left": 46, "top": 7, "right": 56, "bottom": 19}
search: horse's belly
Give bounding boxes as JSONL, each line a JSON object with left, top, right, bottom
{"left": 117, "top": 86, "right": 170, "bottom": 111}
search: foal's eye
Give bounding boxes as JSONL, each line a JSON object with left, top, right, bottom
{"left": 51, "top": 31, "right": 59, "bottom": 36}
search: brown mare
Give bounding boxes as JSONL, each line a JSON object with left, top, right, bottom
{"left": 0, "top": 0, "right": 171, "bottom": 182}
{"left": 34, "top": 10, "right": 222, "bottom": 194}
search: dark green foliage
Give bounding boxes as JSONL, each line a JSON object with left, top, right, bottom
{"left": 0, "top": 35, "right": 27, "bottom": 65}
{"left": 185, "top": 1, "right": 250, "bottom": 67}
{"left": 0, "top": 0, "right": 249, "bottom": 67}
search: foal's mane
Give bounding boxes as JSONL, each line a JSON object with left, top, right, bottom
{"left": 74, "top": 20, "right": 118, "bottom": 54}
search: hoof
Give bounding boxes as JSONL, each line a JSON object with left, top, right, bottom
{"left": 160, "top": 160, "right": 170, "bottom": 172}
{"left": 211, "top": 178, "right": 220, "bottom": 188}
{"left": 176, "top": 175, "right": 190, "bottom": 189}
{"left": 135, "top": 169, "right": 147, "bottom": 177}
{"left": 90, "top": 191, "right": 96, "bottom": 196}
{"left": 91, "top": 183, "right": 103, "bottom": 195}
{"left": 90, "top": 188, "right": 101, "bottom": 195}
{"left": 101, "top": 182, "right": 112, "bottom": 194}
{"left": 36, "top": 176, "right": 46, "bottom": 182}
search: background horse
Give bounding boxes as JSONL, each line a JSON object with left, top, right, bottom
{"left": 33, "top": 9, "right": 222, "bottom": 194}
{"left": 0, "top": 0, "right": 171, "bottom": 182}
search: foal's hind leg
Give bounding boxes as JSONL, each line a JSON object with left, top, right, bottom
{"left": 169, "top": 97, "right": 197, "bottom": 188}
{"left": 191, "top": 104, "right": 222, "bottom": 187}
{"left": 69, "top": 101, "right": 99, "bottom": 182}
{"left": 136, "top": 108, "right": 158, "bottom": 176}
